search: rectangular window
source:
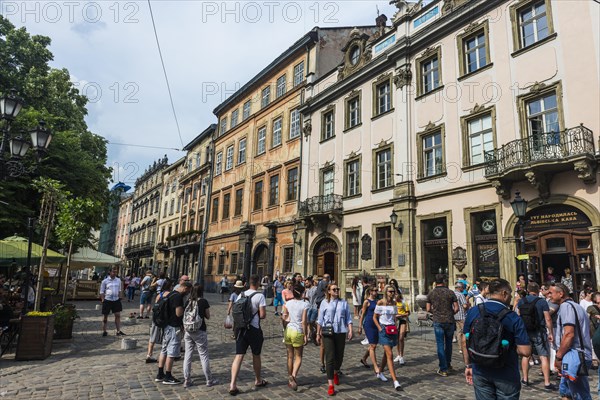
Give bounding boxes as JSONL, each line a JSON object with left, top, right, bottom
{"left": 257, "top": 127, "right": 266, "bottom": 155}
{"left": 519, "top": 1, "right": 548, "bottom": 48}
{"left": 269, "top": 175, "right": 279, "bottom": 206}
{"left": 217, "top": 254, "right": 225, "bottom": 274}
{"left": 231, "top": 109, "right": 239, "bottom": 128}
{"left": 211, "top": 197, "right": 219, "bottom": 222}
{"left": 276, "top": 75, "right": 286, "bottom": 98}
{"left": 376, "top": 81, "right": 391, "bottom": 115}
{"left": 231, "top": 253, "right": 238, "bottom": 276}
{"left": 193, "top": 183, "right": 199, "bottom": 200}
{"left": 322, "top": 169, "right": 334, "bottom": 196}
{"left": 376, "top": 226, "right": 391, "bottom": 268}
{"left": 423, "top": 132, "right": 443, "bottom": 177}
{"left": 163, "top": 201, "right": 168, "bottom": 217}
{"left": 243, "top": 100, "right": 251, "bottom": 120}
{"left": 287, "top": 167, "right": 298, "bottom": 201}
{"left": 346, "top": 159, "right": 360, "bottom": 196}
{"left": 254, "top": 181, "right": 263, "bottom": 211}
{"left": 323, "top": 110, "right": 334, "bottom": 140}
{"left": 170, "top": 199, "right": 174, "bottom": 215}
{"left": 468, "top": 114, "right": 493, "bottom": 165}
{"left": 347, "top": 97, "right": 360, "bottom": 128}
{"left": 234, "top": 188, "right": 243, "bottom": 215}
{"left": 272, "top": 117, "right": 282, "bottom": 147}
{"left": 422, "top": 56, "right": 440, "bottom": 94}
{"left": 261, "top": 86, "right": 271, "bottom": 108}
{"left": 220, "top": 117, "right": 227, "bottom": 136}
{"left": 215, "top": 151, "right": 223, "bottom": 175}
{"left": 347, "top": 231, "right": 359, "bottom": 268}
{"left": 289, "top": 109, "right": 301, "bottom": 139}
{"left": 464, "top": 32, "right": 487, "bottom": 73}
{"left": 238, "top": 137, "right": 246, "bottom": 164}
{"left": 201, "top": 177, "right": 207, "bottom": 195}
{"left": 225, "top": 145, "right": 234, "bottom": 171}
{"left": 222, "top": 193, "right": 231, "bottom": 219}
{"left": 527, "top": 92, "right": 559, "bottom": 150}
{"left": 195, "top": 153, "right": 201, "bottom": 168}
{"left": 283, "top": 247, "right": 294, "bottom": 273}
{"left": 376, "top": 148, "right": 392, "bottom": 189}
{"left": 293, "top": 61, "right": 304, "bottom": 87}
{"left": 206, "top": 255, "right": 214, "bottom": 275}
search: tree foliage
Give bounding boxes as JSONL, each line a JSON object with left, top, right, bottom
{"left": 0, "top": 16, "right": 111, "bottom": 241}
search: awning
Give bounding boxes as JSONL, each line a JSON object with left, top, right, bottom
{"left": 0, "top": 235, "right": 66, "bottom": 266}
{"left": 68, "top": 247, "right": 121, "bottom": 269}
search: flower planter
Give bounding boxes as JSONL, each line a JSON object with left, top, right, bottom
{"left": 53, "top": 304, "right": 77, "bottom": 340}
{"left": 16, "top": 315, "right": 54, "bottom": 360}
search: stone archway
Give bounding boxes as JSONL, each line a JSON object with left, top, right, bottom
{"left": 312, "top": 237, "right": 339, "bottom": 282}
{"left": 252, "top": 243, "right": 269, "bottom": 278}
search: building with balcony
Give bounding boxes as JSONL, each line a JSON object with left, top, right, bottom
{"left": 125, "top": 156, "right": 169, "bottom": 273}
{"left": 206, "top": 26, "right": 375, "bottom": 289}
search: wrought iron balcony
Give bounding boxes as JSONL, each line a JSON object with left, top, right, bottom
{"left": 485, "top": 125, "right": 597, "bottom": 179}
{"left": 299, "top": 194, "right": 343, "bottom": 217}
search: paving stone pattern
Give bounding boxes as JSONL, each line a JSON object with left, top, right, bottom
{"left": 0, "top": 294, "right": 595, "bottom": 399}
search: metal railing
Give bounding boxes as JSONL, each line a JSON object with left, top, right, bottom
{"left": 485, "top": 125, "right": 596, "bottom": 177}
{"left": 299, "top": 194, "right": 343, "bottom": 217}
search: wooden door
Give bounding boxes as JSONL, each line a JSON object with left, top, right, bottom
{"left": 316, "top": 254, "right": 324, "bottom": 277}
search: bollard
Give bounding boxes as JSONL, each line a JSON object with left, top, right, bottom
{"left": 121, "top": 338, "right": 137, "bottom": 350}
{"left": 95, "top": 304, "right": 101, "bottom": 310}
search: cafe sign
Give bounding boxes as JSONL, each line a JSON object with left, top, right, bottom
{"left": 526, "top": 205, "right": 590, "bottom": 231}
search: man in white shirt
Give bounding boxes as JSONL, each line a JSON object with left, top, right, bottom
{"left": 229, "top": 274, "right": 267, "bottom": 395}
{"left": 99, "top": 267, "right": 125, "bottom": 337}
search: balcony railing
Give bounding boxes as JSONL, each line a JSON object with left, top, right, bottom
{"left": 299, "top": 194, "right": 343, "bottom": 217}
{"left": 485, "top": 125, "right": 596, "bottom": 177}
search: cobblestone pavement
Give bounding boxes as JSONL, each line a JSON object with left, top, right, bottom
{"left": 1, "top": 294, "right": 597, "bottom": 399}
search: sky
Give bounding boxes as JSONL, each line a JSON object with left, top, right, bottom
{"left": 1, "top": 0, "right": 400, "bottom": 188}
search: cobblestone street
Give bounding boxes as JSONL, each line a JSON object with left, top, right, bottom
{"left": 1, "top": 294, "right": 597, "bottom": 399}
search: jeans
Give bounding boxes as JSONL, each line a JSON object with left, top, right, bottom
{"left": 433, "top": 322, "right": 455, "bottom": 371}
{"left": 127, "top": 286, "right": 135, "bottom": 301}
{"left": 323, "top": 333, "right": 346, "bottom": 379}
{"left": 472, "top": 373, "right": 520, "bottom": 400}
{"left": 561, "top": 360, "right": 593, "bottom": 400}
{"left": 183, "top": 330, "right": 213, "bottom": 384}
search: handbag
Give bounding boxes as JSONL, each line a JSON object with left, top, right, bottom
{"left": 321, "top": 300, "right": 338, "bottom": 337}
{"left": 385, "top": 325, "right": 398, "bottom": 335}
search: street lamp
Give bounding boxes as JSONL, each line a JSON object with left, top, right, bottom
{"left": 510, "top": 191, "right": 529, "bottom": 277}
{"left": 0, "top": 89, "right": 53, "bottom": 178}
{"left": 292, "top": 230, "right": 302, "bottom": 246}
{"left": 390, "top": 210, "right": 404, "bottom": 235}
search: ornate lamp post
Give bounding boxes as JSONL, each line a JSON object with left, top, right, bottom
{"left": 0, "top": 89, "right": 53, "bottom": 178}
{"left": 510, "top": 191, "right": 529, "bottom": 278}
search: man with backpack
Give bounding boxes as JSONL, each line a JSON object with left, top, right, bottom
{"left": 517, "top": 282, "right": 555, "bottom": 390}
{"left": 228, "top": 274, "right": 267, "bottom": 396}
{"left": 463, "top": 279, "right": 532, "bottom": 399}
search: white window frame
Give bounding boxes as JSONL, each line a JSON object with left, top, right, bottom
{"left": 225, "top": 145, "right": 234, "bottom": 171}
{"left": 349, "top": 97, "right": 360, "bottom": 128}
{"left": 243, "top": 100, "right": 251, "bottom": 120}
{"left": 323, "top": 111, "right": 334, "bottom": 140}
{"left": 465, "top": 32, "right": 487, "bottom": 73}
{"left": 289, "top": 109, "right": 301, "bottom": 139}
{"left": 215, "top": 151, "right": 223, "bottom": 175}
{"left": 231, "top": 109, "right": 239, "bottom": 128}
{"left": 422, "top": 57, "right": 440, "bottom": 94}
{"left": 257, "top": 127, "right": 266, "bottom": 155}
{"left": 293, "top": 61, "right": 304, "bottom": 87}
{"left": 220, "top": 117, "right": 227, "bottom": 136}
{"left": 261, "top": 86, "right": 270, "bottom": 108}
{"left": 238, "top": 137, "right": 246, "bottom": 164}
{"left": 272, "top": 117, "right": 282, "bottom": 147}
{"left": 346, "top": 159, "right": 360, "bottom": 196}
{"left": 423, "top": 132, "right": 443, "bottom": 177}
{"left": 468, "top": 114, "right": 493, "bottom": 165}
{"left": 276, "top": 75, "right": 286, "bottom": 98}
{"left": 376, "top": 81, "right": 391, "bottom": 115}
{"left": 519, "top": 1, "right": 548, "bottom": 48}
{"left": 376, "top": 148, "right": 392, "bottom": 189}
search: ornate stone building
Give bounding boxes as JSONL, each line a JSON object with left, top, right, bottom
{"left": 114, "top": 192, "right": 133, "bottom": 262}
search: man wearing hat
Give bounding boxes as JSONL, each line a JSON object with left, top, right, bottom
{"left": 227, "top": 280, "right": 245, "bottom": 317}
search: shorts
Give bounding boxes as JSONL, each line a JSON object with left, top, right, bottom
{"left": 160, "top": 325, "right": 181, "bottom": 358}
{"left": 102, "top": 299, "right": 123, "bottom": 315}
{"left": 149, "top": 323, "right": 163, "bottom": 344}
{"left": 527, "top": 329, "right": 549, "bottom": 357}
{"left": 140, "top": 291, "right": 152, "bottom": 305}
{"left": 378, "top": 327, "right": 398, "bottom": 347}
{"left": 236, "top": 326, "right": 264, "bottom": 356}
{"left": 284, "top": 327, "right": 305, "bottom": 348}
{"left": 307, "top": 307, "right": 318, "bottom": 323}
{"left": 274, "top": 293, "right": 284, "bottom": 307}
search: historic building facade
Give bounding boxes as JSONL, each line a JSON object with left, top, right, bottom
{"left": 206, "top": 27, "right": 376, "bottom": 289}
{"left": 114, "top": 192, "right": 133, "bottom": 262}
{"left": 300, "top": 0, "right": 599, "bottom": 301}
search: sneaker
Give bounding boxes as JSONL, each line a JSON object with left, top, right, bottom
{"left": 393, "top": 355, "right": 401, "bottom": 363}
{"left": 144, "top": 316, "right": 149, "bottom": 319}
{"left": 452, "top": 338, "right": 457, "bottom": 343}
{"left": 361, "top": 338, "right": 369, "bottom": 345}
{"left": 102, "top": 331, "right": 107, "bottom": 337}
{"left": 327, "top": 385, "right": 336, "bottom": 396}
{"left": 520, "top": 379, "right": 529, "bottom": 387}
{"left": 394, "top": 380, "right": 403, "bottom": 391}
{"left": 320, "top": 365, "right": 326, "bottom": 373}
{"left": 529, "top": 359, "right": 534, "bottom": 366}
{"left": 544, "top": 383, "right": 557, "bottom": 391}
{"left": 206, "top": 379, "right": 219, "bottom": 387}
{"left": 163, "top": 376, "right": 181, "bottom": 385}
{"left": 398, "top": 356, "right": 405, "bottom": 365}
{"left": 377, "top": 372, "right": 388, "bottom": 382}
{"left": 436, "top": 369, "right": 448, "bottom": 377}
{"left": 333, "top": 373, "right": 339, "bottom": 385}
{"left": 116, "top": 331, "right": 126, "bottom": 336}
{"left": 274, "top": 312, "right": 280, "bottom": 316}
{"left": 155, "top": 374, "right": 165, "bottom": 382}
{"left": 136, "top": 316, "right": 143, "bottom": 319}
{"left": 183, "top": 379, "right": 193, "bottom": 388}
{"left": 145, "top": 357, "right": 157, "bottom": 364}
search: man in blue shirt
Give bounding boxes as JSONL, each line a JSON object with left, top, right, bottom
{"left": 463, "top": 279, "right": 531, "bottom": 399}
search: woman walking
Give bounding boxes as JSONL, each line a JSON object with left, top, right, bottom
{"left": 316, "top": 283, "right": 353, "bottom": 396}
{"left": 373, "top": 285, "right": 403, "bottom": 391}
{"left": 351, "top": 276, "right": 361, "bottom": 319}
{"left": 358, "top": 286, "right": 388, "bottom": 380}
{"left": 183, "top": 284, "right": 218, "bottom": 388}
{"left": 281, "top": 283, "right": 309, "bottom": 391}
{"left": 395, "top": 292, "right": 410, "bottom": 365}
{"left": 282, "top": 279, "right": 294, "bottom": 304}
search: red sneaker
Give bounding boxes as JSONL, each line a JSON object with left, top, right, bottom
{"left": 333, "top": 373, "right": 339, "bottom": 385}
{"left": 327, "top": 385, "right": 336, "bottom": 396}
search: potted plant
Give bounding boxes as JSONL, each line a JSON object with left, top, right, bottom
{"left": 52, "top": 304, "right": 78, "bottom": 339}
{"left": 16, "top": 311, "right": 54, "bottom": 360}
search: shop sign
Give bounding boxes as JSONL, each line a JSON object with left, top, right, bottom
{"left": 526, "top": 205, "right": 590, "bottom": 231}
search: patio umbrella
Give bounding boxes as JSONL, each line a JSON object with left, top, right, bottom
{"left": 0, "top": 235, "right": 66, "bottom": 267}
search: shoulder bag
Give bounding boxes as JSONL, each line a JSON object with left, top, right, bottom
{"left": 567, "top": 301, "right": 589, "bottom": 377}
{"left": 322, "top": 300, "right": 338, "bottom": 336}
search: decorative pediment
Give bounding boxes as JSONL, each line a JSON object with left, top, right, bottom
{"left": 376, "top": 139, "right": 389, "bottom": 149}
{"left": 323, "top": 160, "right": 333, "bottom": 169}
{"left": 424, "top": 121, "right": 437, "bottom": 131}
{"left": 471, "top": 103, "right": 486, "bottom": 114}
{"left": 338, "top": 28, "right": 372, "bottom": 81}
{"left": 345, "top": 89, "right": 361, "bottom": 100}
{"left": 390, "top": 0, "right": 423, "bottom": 22}
{"left": 442, "top": 0, "right": 469, "bottom": 15}
{"left": 529, "top": 82, "right": 547, "bottom": 94}
{"left": 421, "top": 46, "right": 437, "bottom": 59}
{"left": 347, "top": 150, "right": 358, "bottom": 160}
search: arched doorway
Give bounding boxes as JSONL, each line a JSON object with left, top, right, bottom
{"left": 313, "top": 238, "right": 339, "bottom": 282}
{"left": 518, "top": 204, "right": 594, "bottom": 293}
{"left": 253, "top": 244, "right": 268, "bottom": 278}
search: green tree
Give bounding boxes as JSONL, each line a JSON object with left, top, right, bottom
{"left": 0, "top": 15, "right": 111, "bottom": 240}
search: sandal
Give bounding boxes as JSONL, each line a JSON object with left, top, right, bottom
{"left": 288, "top": 376, "right": 298, "bottom": 391}
{"left": 255, "top": 379, "right": 269, "bottom": 387}
{"left": 360, "top": 359, "right": 369, "bottom": 369}
{"left": 229, "top": 388, "right": 240, "bottom": 396}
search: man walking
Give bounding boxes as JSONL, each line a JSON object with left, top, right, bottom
{"left": 155, "top": 281, "right": 192, "bottom": 384}
{"left": 427, "top": 274, "right": 458, "bottom": 376}
{"left": 549, "top": 282, "right": 593, "bottom": 400}
{"left": 229, "top": 274, "right": 267, "bottom": 395}
{"left": 100, "top": 267, "right": 125, "bottom": 337}
{"left": 273, "top": 275, "right": 284, "bottom": 316}
{"left": 517, "top": 282, "right": 555, "bottom": 390}
{"left": 462, "top": 279, "right": 532, "bottom": 399}
{"left": 453, "top": 282, "right": 468, "bottom": 352}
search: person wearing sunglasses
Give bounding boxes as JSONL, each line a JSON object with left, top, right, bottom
{"left": 374, "top": 285, "right": 403, "bottom": 391}
{"left": 358, "top": 286, "right": 386, "bottom": 379}
{"left": 316, "top": 283, "right": 353, "bottom": 396}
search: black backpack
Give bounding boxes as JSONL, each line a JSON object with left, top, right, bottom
{"left": 467, "top": 304, "right": 511, "bottom": 368}
{"left": 519, "top": 297, "right": 541, "bottom": 331}
{"left": 232, "top": 292, "right": 259, "bottom": 331}
{"left": 152, "top": 292, "right": 172, "bottom": 328}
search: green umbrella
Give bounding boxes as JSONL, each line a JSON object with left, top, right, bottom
{"left": 0, "top": 235, "right": 66, "bottom": 267}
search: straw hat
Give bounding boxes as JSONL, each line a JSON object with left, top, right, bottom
{"left": 233, "top": 280, "right": 244, "bottom": 289}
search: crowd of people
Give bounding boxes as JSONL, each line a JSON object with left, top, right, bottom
{"left": 95, "top": 268, "right": 598, "bottom": 399}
